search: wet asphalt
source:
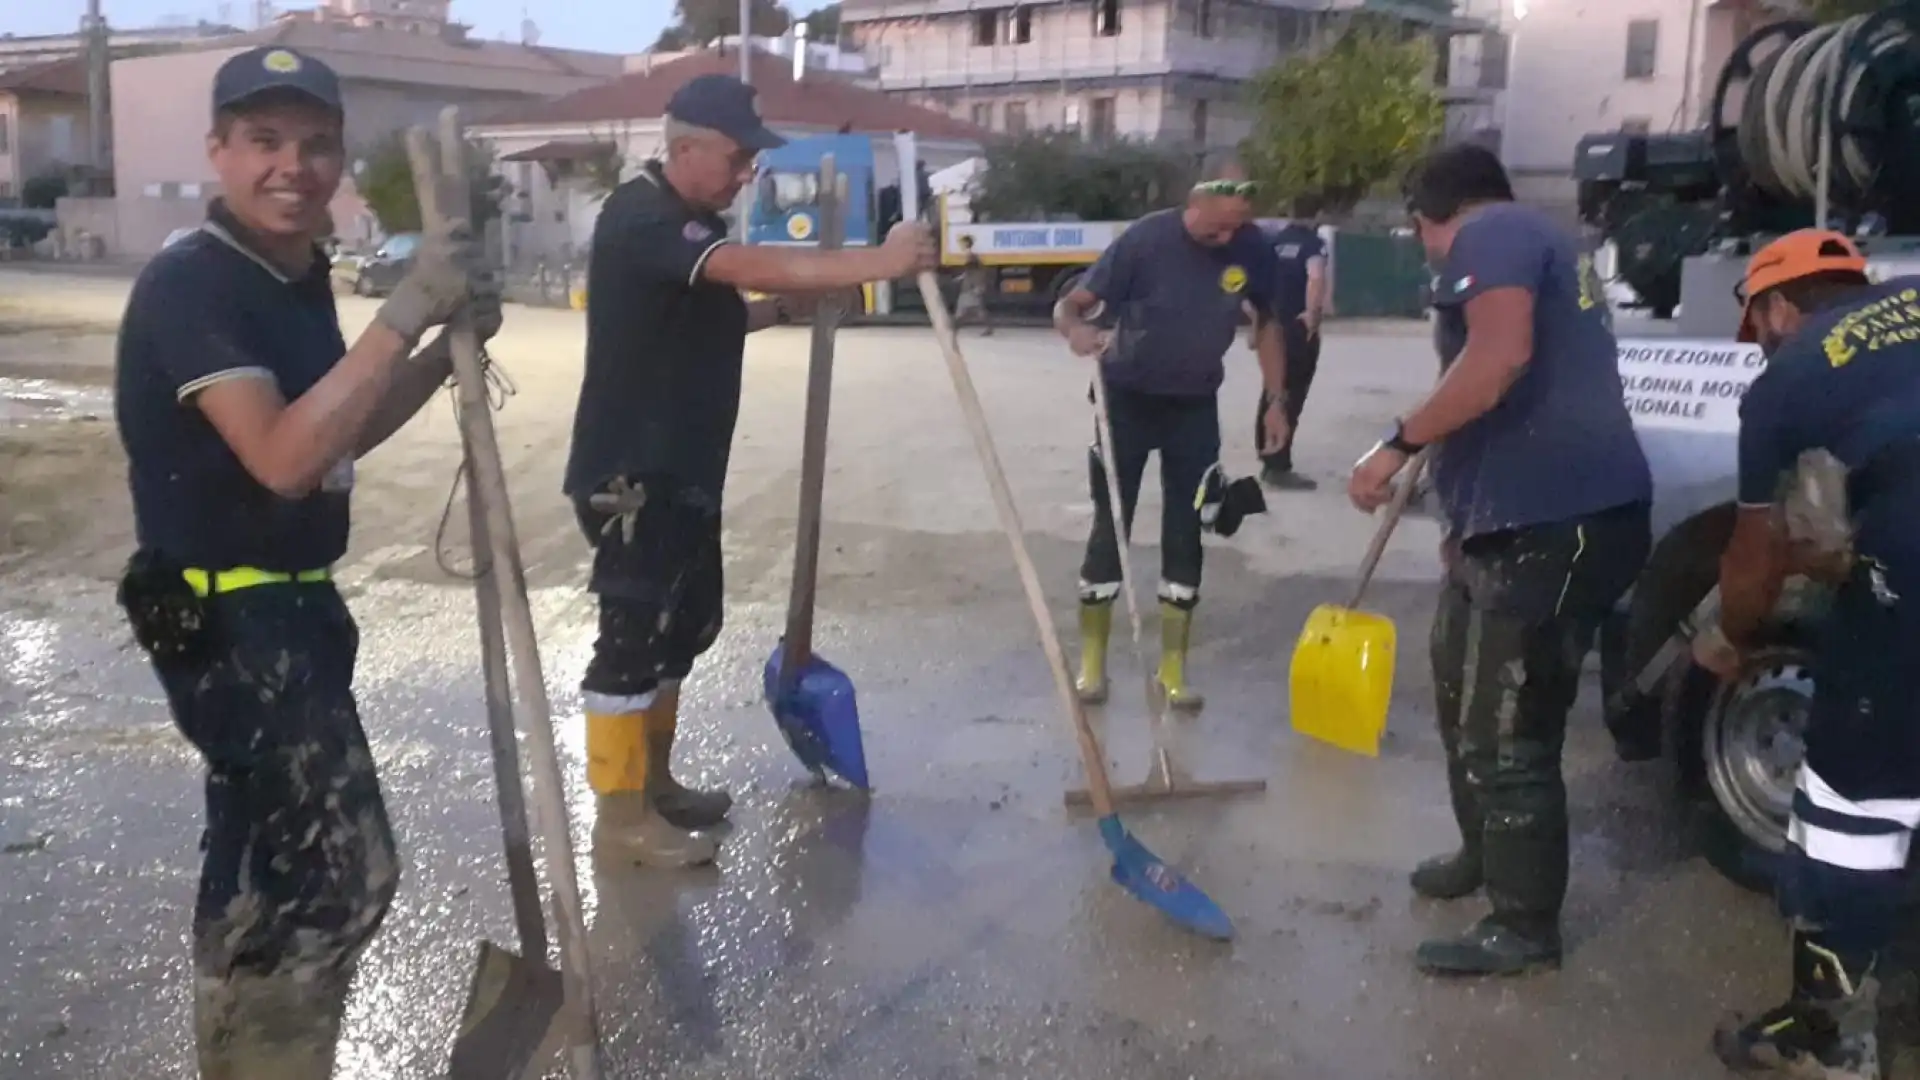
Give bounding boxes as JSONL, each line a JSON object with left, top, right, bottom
{"left": 0, "top": 271, "right": 1832, "bottom": 1078}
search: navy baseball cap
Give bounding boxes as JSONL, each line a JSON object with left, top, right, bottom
{"left": 212, "top": 47, "right": 343, "bottom": 116}
{"left": 666, "top": 74, "right": 786, "bottom": 151}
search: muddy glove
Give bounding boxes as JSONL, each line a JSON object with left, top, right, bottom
{"left": 375, "top": 215, "right": 480, "bottom": 347}
{"left": 1779, "top": 448, "right": 1854, "bottom": 583}
{"left": 589, "top": 476, "right": 648, "bottom": 546}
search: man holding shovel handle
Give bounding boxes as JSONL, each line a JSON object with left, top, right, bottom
{"left": 563, "top": 75, "right": 935, "bottom": 867}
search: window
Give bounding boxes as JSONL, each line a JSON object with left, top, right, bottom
{"left": 970, "top": 102, "right": 994, "bottom": 129}
{"left": 1192, "top": 100, "right": 1208, "bottom": 144}
{"left": 1478, "top": 30, "right": 1508, "bottom": 89}
{"left": 1009, "top": 6, "right": 1032, "bottom": 44}
{"left": 1274, "top": 9, "right": 1303, "bottom": 49}
{"left": 1087, "top": 96, "right": 1116, "bottom": 141}
{"left": 1625, "top": 19, "right": 1658, "bottom": 79}
{"left": 1094, "top": 0, "right": 1120, "bottom": 38}
{"left": 972, "top": 9, "right": 997, "bottom": 46}
{"left": 1194, "top": 0, "right": 1213, "bottom": 37}
{"left": 0, "top": 116, "right": 10, "bottom": 154}
{"left": 1621, "top": 116, "right": 1652, "bottom": 135}
{"left": 1005, "top": 100, "right": 1029, "bottom": 133}
{"left": 757, "top": 171, "right": 820, "bottom": 213}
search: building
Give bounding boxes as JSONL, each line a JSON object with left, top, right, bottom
{"left": 0, "top": 58, "right": 94, "bottom": 205}
{"left": 837, "top": 0, "right": 1474, "bottom": 155}
{"left": 0, "top": 23, "right": 241, "bottom": 74}
{"left": 1445, "top": 0, "right": 1799, "bottom": 213}
{"left": 95, "top": 20, "right": 626, "bottom": 256}
{"left": 468, "top": 47, "right": 987, "bottom": 265}
{"left": 278, "top": 0, "right": 456, "bottom": 37}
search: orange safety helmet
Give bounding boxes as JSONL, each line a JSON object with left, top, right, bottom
{"left": 1735, "top": 228, "right": 1869, "bottom": 342}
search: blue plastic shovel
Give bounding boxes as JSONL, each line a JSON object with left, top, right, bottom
{"left": 763, "top": 155, "right": 870, "bottom": 791}
{"left": 913, "top": 273, "right": 1234, "bottom": 942}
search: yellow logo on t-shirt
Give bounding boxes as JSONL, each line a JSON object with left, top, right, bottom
{"left": 1220, "top": 265, "right": 1247, "bottom": 294}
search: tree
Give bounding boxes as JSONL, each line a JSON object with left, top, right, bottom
{"left": 650, "top": 0, "right": 792, "bottom": 50}
{"left": 968, "top": 131, "right": 1202, "bottom": 222}
{"left": 803, "top": 3, "right": 842, "bottom": 43}
{"left": 1240, "top": 22, "right": 1445, "bottom": 216}
{"left": 356, "top": 130, "right": 507, "bottom": 236}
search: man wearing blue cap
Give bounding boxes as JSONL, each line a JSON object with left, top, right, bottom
{"left": 112, "top": 45, "right": 496, "bottom": 1077}
{"left": 565, "top": 73, "right": 935, "bottom": 866}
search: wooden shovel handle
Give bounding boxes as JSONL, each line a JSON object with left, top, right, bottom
{"left": 1347, "top": 449, "right": 1430, "bottom": 610}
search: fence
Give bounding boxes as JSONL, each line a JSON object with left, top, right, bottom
{"left": 1329, "top": 229, "right": 1431, "bottom": 319}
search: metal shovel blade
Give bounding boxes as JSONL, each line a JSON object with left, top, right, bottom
{"left": 1097, "top": 815, "right": 1234, "bottom": 941}
{"left": 763, "top": 643, "right": 870, "bottom": 790}
{"left": 445, "top": 940, "right": 567, "bottom": 1080}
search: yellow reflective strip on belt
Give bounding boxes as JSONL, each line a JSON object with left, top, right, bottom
{"left": 181, "top": 566, "right": 332, "bottom": 597}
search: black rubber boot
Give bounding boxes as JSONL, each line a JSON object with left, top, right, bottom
{"left": 1415, "top": 915, "right": 1563, "bottom": 976}
{"left": 1409, "top": 847, "right": 1483, "bottom": 900}
{"left": 1713, "top": 932, "right": 1881, "bottom": 1080}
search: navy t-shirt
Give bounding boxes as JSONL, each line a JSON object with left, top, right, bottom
{"left": 1078, "top": 208, "right": 1279, "bottom": 398}
{"left": 1265, "top": 221, "right": 1325, "bottom": 318}
{"left": 1737, "top": 276, "right": 1920, "bottom": 560}
{"left": 114, "top": 203, "right": 351, "bottom": 571}
{"left": 1429, "top": 201, "right": 1651, "bottom": 538}
{"left": 564, "top": 161, "right": 747, "bottom": 504}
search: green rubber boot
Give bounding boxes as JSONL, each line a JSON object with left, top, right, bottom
{"left": 1075, "top": 599, "right": 1114, "bottom": 705}
{"left": 1157, "top": 601, "right": 1205, "bottom": 711}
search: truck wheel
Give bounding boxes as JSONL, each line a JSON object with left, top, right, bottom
{"left": 1696, "top": 646, "right": 1813, "bottom": 893}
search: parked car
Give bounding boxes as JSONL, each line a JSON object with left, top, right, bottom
{"left": 349, "top": 232, "right": 420, "bottom": 298}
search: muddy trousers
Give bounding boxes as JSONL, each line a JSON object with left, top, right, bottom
{"left": 149, "top": 583, "right": 399, "bottom": 1076}
{"left": 1431, "top": 501, "right": 1650, "bottom": 936}
{"left": 1254, "top": 320, "right": 1320, "bottom": 474}
{"left": 1080, "top": 385, "right": 1220, "bottom": 608}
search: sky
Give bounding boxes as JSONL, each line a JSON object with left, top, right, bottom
{"left": 4, "top": 0, "right": 834, "bottom": 54}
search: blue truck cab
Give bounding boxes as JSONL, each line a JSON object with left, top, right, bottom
{"left": 748, "top": 134, "right": 879, "bottom": 249}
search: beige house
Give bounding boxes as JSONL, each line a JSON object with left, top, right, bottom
{"left": 97, "top": 19, "right": 625, "bottom": 256}
{"left": 468, "top": 48, "right": 987, "bottom": 267}
{"left": 0, "top": 58, "right": 95, "bottom": 205}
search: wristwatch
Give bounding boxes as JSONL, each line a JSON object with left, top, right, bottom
{"left": 1381, "top": 419, "right": 1424, "bottom": 456}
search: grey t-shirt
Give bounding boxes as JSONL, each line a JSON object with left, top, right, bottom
{"left": 1429, "top": 202, "right": 1651, "bottom": 538}
{"left": 1079, "top": 208, "right": 1279, "bottom": 397}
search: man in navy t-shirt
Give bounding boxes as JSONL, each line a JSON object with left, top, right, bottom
{"left": 1348, "top": 144, "right": 1652, "bottom": 977}
{"left": 1255, "top": 202, "right": 1329, "bottom": 489}
{"left": 1690, "top": 231, "right": 1920, "bottom": 1080}
{"left": 1054, "top": 169, "right": 1286, "bottom": 711}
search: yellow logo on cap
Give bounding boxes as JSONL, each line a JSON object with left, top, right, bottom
{"left": 786, "top": 213, "right": 814, "bottom": 240}
{"left": 1220, "top": 265, "right": 1247, "bottom": 294}
{"left": 262, "top": 49, "right": 302, "bottom": 74}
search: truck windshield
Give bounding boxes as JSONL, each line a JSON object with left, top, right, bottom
{"left": 759, "top": 170, "right": 821, "bottom": 213}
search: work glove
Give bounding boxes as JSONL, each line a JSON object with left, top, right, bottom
{"left": 375, "top": 214, "right": 482, "bottom": 346}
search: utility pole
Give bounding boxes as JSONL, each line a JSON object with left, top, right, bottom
{"left": 84, "top": 0, "right": 109, "bottom": 186}
{"left": 738, "top": 0, "right": 752, "bottom": 83}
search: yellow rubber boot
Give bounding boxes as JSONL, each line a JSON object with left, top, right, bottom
{"left": 1156, "top": 601, "right": 1205, "bottom": 712}
{"left": 644, "top": 683, "right": 733, "bottom": 830}
{"left": 1075, "top": 599, "right": 1114, "bottom": 704}
{"left": 585, "top": 697, "right": 719, "bottom": 868}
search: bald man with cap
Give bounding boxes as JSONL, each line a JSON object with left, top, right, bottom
{"left": 1693, "top": 230, "right": 1920, "bottom": 1080}
{"left": 1052, "top": 166, "right": 1285, "bottom": 712}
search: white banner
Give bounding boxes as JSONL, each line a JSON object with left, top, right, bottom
{"left": 1615, "top": 338, "right": 1768, "bottom": 435}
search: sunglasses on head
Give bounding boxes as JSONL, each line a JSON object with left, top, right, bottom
{"left": 1193, "top": 179, "right": 1259, "bottom": 198}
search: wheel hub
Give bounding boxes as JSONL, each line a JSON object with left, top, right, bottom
{"left": 1703, "top": 651, "right": 1815, "bottom": 853}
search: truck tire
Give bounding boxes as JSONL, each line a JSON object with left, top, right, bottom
{"left": 1695, "top": 644, "right": 1815, "bottom": 893}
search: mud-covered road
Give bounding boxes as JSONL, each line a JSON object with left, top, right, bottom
{"left": 0, "top": 268, "right": 1880, "bottom": 1078}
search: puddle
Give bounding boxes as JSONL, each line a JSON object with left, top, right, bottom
{"left": 0, "top": 378, "right": 112, "bottom": 425}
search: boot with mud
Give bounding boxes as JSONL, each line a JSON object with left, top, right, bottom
{"left": 585, "top": 700, "right": 720, "bottom": 867}
{"left": 644, "top": 682, "right": 733, "bottom": 830}
{"left": 194, "top": 966, "right": 350, "bottom": 1080}
{"left": 1414, "top": 914, "right": 1562, "bottom": 976}
{"left": 1075, "top": 597, "right": 1114, "bottom": 705}
{"left": 1410, "top": 754, "right": 1485, "bottom": 900}
{"left": 1714, "top": 932, "right": 1881, "bottom": 1080}
{"left": 1156, "top": 600, "right": 1204, "bottom": 711}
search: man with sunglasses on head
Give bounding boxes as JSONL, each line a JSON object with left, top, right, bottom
{"left": 565, "top": 74, "right": 936, "bottom": 868}
{"left": 1348, "top": 143, "right": 1651, "bottom": 977}
{"left": 1690, "top": 231, "right": 1920, "bottom": 1080}
{"left": 1054, "top": 166, "right": 1287, "bottom": 712}
{"left": 113, "top": 46, "right": 497, "bottom": 1077}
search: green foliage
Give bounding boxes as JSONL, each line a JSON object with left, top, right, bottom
{"left": 1801, "top": 0, "right": 1897, "bottom": 22}
{"left": 968, "top": 131, "right": 1202, "bottom": 222}
{"left": 356, "top": 130, "right": 506, "bottom": 236}
{"left": 803, "top": 3, "right": 842, "bottom": 43}
{"left": 651, "top": 0, "right": 792, "bottom": 50}
{"left": 20, "top": 173, "right": 70, "bottom": 210}
{"left": 1241, "top": 22, "right": 1445, "bottom": 215}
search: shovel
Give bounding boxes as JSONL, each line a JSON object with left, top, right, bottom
{"left": 762, "top": 154, "right": 871, "bottom": 791}
{"left": 1287, "top": 450, "right": 1429, "bottom": 758}
{"left": 408, "top": 111, "right": 602, "bottom": 1080}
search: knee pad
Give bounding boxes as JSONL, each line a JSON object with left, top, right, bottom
{"left": 1195, "top": 463, "right": 1267, "bottom": 537}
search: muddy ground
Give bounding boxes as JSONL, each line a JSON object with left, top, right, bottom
{"left": 0, "top": 268, "right": 1900, "bottom": 1079}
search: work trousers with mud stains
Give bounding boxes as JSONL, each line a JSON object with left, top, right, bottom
{"left": 574, "top": 475, "right": 726, "bottom": 706}
{"left": 1080, "top": 384, "right": 1220, "bottom": 608}
{"left": 1254, "top": 319, "right": 1321, "bottom": 474}
{"left": 1431, "top": 500, "right": 1650, "bottom": 935}
{"left": 151, "top": 583, "right": 399, "bottom": 984}
{"left": 1775, "top": 537, "right": 1920, "bottom": 965}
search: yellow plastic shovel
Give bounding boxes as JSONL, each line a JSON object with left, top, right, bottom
{"left": 1288, "top": 451, "right": 1429, "bottom": 757}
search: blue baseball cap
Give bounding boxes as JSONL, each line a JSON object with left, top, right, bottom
{"left": 666, "top": 74, "right": 786, "bottom": 151}
{"left": 212, "top": 47, "right": 343, "bottom": 117}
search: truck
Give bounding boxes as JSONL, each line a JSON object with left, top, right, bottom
{"left": 1580, "top": 5, "right": 1920, "bottom": 894}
